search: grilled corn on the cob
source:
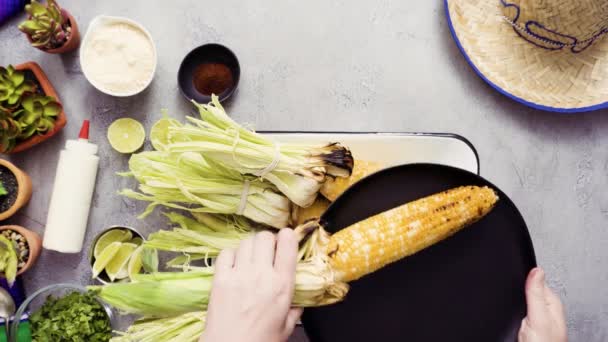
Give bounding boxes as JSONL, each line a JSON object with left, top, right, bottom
{"left": 94, "top": 185, "right": 498, "bottom": 318}
{"left": 325, "top": 186, "right": 498, "bottom": 282}
{"left": 321, "top": 160, "right": 383, "bottom": 201}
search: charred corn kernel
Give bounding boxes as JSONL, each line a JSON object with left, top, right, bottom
{"left": 326, "top": 186, "right": 498, "bottom": 282}
{"left": 321, "top": 160, "right": 383, "bottom": 201}
{"left": 295, "top": 197, "right": 331, "bottom": 225}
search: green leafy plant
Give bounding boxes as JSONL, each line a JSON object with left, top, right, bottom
{"left": 0, "top": 65, "right": 62, "bottom": 153}
{"left": 18, "top": 0, "right": 71, "bottom": 50}
{"left": 0, "top": 65, "right": 36, "bottom": 110}
{"left": 0, "top": 181, "right": 7, "bottom": 196}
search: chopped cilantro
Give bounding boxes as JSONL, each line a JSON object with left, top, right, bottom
{"left": 29, "top": 291, "right": 112, "bottom": 342}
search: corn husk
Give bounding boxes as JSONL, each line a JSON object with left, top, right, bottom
{"left": 111, "top": 311, "right": 206, "bottom": 342}
{"left": 145, "top": 213, "right": 255, "bottom": 266}
{"left": 119, "top": 151, "right": 291, "bottom": 228}
{"left": 163, "top": 96, "right": 353, "bottom": 207}
{"left": 90, "top": 258, "right": 348, "bottom": 317}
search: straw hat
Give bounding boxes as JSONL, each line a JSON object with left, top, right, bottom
{"left": 446, "top": 0, "right": 608, "bottom": 112}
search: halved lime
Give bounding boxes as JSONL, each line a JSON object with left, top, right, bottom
{"left": 92, "top": 241, "right": 122, "bottom": 279}
{"left": 105, "top": 242, "right": 138, "bottom": 282}
{"left": 107, "top": 118, "right": 146, "bottom": 153}
{"left": 149, "top": 118, "right": 173, "bottom": 151}
{"left": 94, "top": 229, "right": 133, "bottom": 259}
{"left": 127, "top": 245, "right": 145, "bottom": 279}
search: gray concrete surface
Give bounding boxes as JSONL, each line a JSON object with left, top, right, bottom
{"left": 1, "top": 0, "right": 607, "bottom": 340}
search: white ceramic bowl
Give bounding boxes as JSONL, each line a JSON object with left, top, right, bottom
{"left": 80, "top": 15, "right": 157, "bottom": 97}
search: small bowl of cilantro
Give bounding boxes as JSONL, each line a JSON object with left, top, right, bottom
{"left": 9, "top": 283, "right": 114, "bottom": 342}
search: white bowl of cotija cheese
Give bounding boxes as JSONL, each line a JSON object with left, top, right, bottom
{"left": 80, "top": 16, "right": 157, "bottom": 97}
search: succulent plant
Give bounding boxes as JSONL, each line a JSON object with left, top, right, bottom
{"left": 14, "top": 94, "right": 61, "bottom": 139}
{"left": 0, "top": 91, "right": 61, "bottom": 153}
{"left": 0, "top": 65, "right": 36, "bottom": 110}
{"left": 0, "top": 108, "right": 22, "bottom": 153}
{"left": 18, "top": 0, "right": 71, "bottom": 50}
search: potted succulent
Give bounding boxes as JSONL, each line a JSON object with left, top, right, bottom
{"left": 0, "top": 63, "right": 66, "bottom": 153}
{"left": 18, "top": 0, "right": 80, "bottom": 54}
{"left": 0, "top": 159, "right": 32, "bottom": 221}
{"left": 0, "top": 225, "right": 42, "bottom": 285}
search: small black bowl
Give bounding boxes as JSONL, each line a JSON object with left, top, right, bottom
{"left": 178, "top": 44, "right": 241, "bottom": 103}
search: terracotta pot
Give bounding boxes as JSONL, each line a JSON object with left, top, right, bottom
{"left": 10, "top": 62, "right": 67, "bottom": 154}
{"left": 0, "top": 225, "right": 42, "bottom": 276}
{"left": 25, "top": 9, "right": 80, "bottom": 54}
{"left": 0, "top": 159, "right": 32, "bottom": 221}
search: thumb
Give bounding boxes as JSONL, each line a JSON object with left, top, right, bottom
{"left": 283, "top": 307, "right": 304, "bottom": 339}
{"left": 524, "top": 267, "right": 549, "bottom": 326}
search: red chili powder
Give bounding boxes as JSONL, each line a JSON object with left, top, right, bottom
{"left": 192, "top": 63, "right": 234, "bottom": 96}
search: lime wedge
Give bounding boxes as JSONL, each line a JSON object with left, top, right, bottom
{"left": 115, "top": 266, "right": 129, "bottom": 280}
{"left": 128, "top": 245, "right": 145, "bottom": 279}
{"left": 92, "top": 241, "right": 122, "bottom": 279}
{"left": 130, "top": 237, "right": 144, "bottom": 246}
{"left": 107, "top": 118, "right": 146, "bottom": 153}
{"left": 150, "top": 118, "right": 173, "bottom": 151}
{"left": 105, "top": 242, "right": 138, "bottom": 282}
{"left": 94, "top": 229, "right": 133, "bottom": 259}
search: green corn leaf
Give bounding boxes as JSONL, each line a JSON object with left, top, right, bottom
{"left": 141, "top": 247, "right": 159, "bottom": 273}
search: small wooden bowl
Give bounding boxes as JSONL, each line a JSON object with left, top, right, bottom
{"left": 11, "top": 62, "right": 67, "bottom": 154}
{"left": 0, "top": 225, "right": 42, "bottom": 276}
{"left": 0, "top": 159, "right": 32, "bottom": 221}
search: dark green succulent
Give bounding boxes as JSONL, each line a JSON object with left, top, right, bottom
{"left": 0, "top": 65, "right": 36, "bottom": 110}
{"left": 18, "top": 0, "right": 71, "bottom": 50}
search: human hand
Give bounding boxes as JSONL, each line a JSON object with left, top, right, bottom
{"left": 518, "top": 267, "right": 567, "bottom": 342}
{"left": 201, "top": 229, "right": 303, "bottom": 342}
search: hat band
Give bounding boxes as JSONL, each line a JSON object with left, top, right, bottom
{"left": 500, "top": 0, "right": 608, "bottom": 53}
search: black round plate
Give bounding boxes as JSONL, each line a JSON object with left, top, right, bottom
{"left": 302, "top": 164, "right": 536, "bottom": 342}
{"left": 177, "top": 43, "right": 240, "bottom": 103}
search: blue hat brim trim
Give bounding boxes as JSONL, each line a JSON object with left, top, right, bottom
{"left": 444, "top": 0, "right": 608, "bottom": 113}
